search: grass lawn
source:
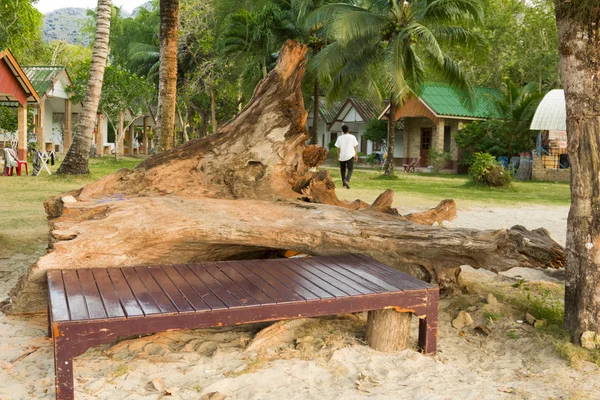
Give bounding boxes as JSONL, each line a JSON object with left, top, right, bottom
{"left": 327, "top": 167, "right": 571, "bottom": 208}
{"left": 0, "top": 156, "right": 143, "bottom": 258}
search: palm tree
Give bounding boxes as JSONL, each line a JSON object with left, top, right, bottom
{"left": 292, "top": 0, "right": 329, "bottom": 145}
{"left": 310, "top": 0, "right": 483, "bottom": 174}
{"left": 156, "top": 0, "right": 179, "bottom": 152}
{"left": 57, "top": 0, "right": 111, "bottom": 175}
{"left": 220, "top": 1, "right": 298, "bottom": 100}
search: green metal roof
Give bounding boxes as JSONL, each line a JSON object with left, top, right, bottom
{"left": 419, "top": 84, "right": 501, "bottom": 119}
{"left": 21, "top": 66, "right": 66, "bottom": 97}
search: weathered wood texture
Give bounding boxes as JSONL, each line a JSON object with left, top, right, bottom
{"left": 48, "top": 255, "right": 439, "bottom": 399}
{"left": 366, "top": 310, "right": 412, "bottom": 351}
{"left": 4, "top": 40, "right": 564, "bottom": 314}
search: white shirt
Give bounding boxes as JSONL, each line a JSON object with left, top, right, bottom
{"left": 334, "top": 133, "right": 358, "bottom": 161}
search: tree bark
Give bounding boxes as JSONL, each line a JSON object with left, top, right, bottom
{"left": 311, "top": 79, "right": 320, "bottom": 145}
{"left": 366, "top": 309, "right": 411, "bottom": 351}
{"left": 384, "top": 97, "right": 397, "bottom": 175}
{"left": 156, "top": 0, "right": 179, "bottom": 152}
{"left": 56, "top": 0, "right": 111, "bottom": 174}
{"left": 4, "top": 41, "right": 565, "bottom": 314}
{"left": 554, "top": 3, "right": 600, "bottom": 344}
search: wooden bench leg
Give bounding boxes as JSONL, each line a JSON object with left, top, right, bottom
{"left": 53, "top": 328, "right": 90, "bottom": 400}
{"left": 418, "top": 290, "right": 439, "bottom": 354}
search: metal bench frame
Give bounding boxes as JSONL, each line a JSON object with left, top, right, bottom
{"left": 48, "top": 255, "right": 438, "bottom": 400}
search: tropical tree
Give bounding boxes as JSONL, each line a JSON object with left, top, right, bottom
{"left": 310, "top": 0, "right": 483, "bottom": 174}
{"left": 156, "top": 0, "right": 180, "bottom": 152}
{"left": 455, "top": 79, "right": 543, "bottom": 160}
{"left": 553, "top": 1, "right": 600, "bottom": 345}
{"left": 0, "top": 0, "right": 45, "bottom": 63}
{"left": 220, "top": 1, "right": 298, "bottom": 100}
{"left": 57, "top": 0, "right": 112, "bottom": 175}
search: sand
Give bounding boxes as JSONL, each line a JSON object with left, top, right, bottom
{"left": 2, "top": 203, "right": 599, "bottom": 400}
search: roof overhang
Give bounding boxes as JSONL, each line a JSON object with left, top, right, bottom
{"left": 0, "top": 49, "right": 39, "bottom": 106}
{"left": 377, "top": 96, "right": 484, "bottom": 122}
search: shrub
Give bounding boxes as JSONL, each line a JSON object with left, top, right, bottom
{"left": 427, "top": 147, "right": 452, "bottom": 173}
{"left": 366, "top": 153, "right": 380, "bottom": 166}
{"left": 468, "top": 152, "right": 511, "bottom": 187}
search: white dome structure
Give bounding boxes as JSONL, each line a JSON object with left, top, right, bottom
{"left": 530, "top": 89, "right": 566, "bottom": 131}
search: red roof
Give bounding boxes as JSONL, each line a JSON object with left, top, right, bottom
{"left": 0, "top": 49, "right": 39, "bottom": 106}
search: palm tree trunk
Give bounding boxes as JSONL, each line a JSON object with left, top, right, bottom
{"left": 383, "top": 98, "right": 397, "bottom": 175}
{"left": 555, "top": 4, "right": 600, "bottom": 345}
{"left": 57, "top": 0, "right": 111, "bottom": 174}
{"left": 156, "top": 0, "right": 179, "bottom": 152}
{"left": 311, "top": 79, "right": 320, "bottom": 145}
{"left": 210, "top": 70, "right": 217, "bottom": 133}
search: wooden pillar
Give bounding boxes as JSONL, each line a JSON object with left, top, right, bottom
{"left": 95, "top": 114, "right": 104, "bottom": 156}
{"left": 143, "top": 117, "right": 149, "bottom": 154}
{"left": 366, "top": 309, "right": 411, "bottom": 352}
{"left": 127, "top": 124, "right": 134, "bottom": 155}
{"left": 64, "top": 99, "right": 72, "bottom": 152}
{"left": 17, "top": 103, "right": 27, "bottom": 161}
{"left": 35, "top": 102, "right": 45, "bottom": 152}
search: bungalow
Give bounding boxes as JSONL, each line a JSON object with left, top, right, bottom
{"left": 0, "top": 49, "right": 39, "bottom": 161}
{"left": 306, "top": 97, "right": 343, "bottom": 148}
{"left": 379, "top": 84, "right": 500, "bottom": 170}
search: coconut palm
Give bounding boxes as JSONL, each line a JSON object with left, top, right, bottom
{"left": 57, "top": 0, "right": 112, "bottom": 175}
{"left": 156, "top": 0, "right": 180, "bottom": 152}
{"left": 310, "top": 0, "right": 483, "bottom": 174}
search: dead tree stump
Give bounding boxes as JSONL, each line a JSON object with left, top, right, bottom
{"left": 366, "top": 309, "right": 412, "bottom": 351}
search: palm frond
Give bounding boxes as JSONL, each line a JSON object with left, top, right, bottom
{"left": 430, "top": 53, "right": 475, "bottom": 109}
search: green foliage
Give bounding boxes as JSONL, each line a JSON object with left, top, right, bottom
{"left": 427, "top": 147, "right": 452, "bottom": 173}
{"left": 363, "top": 119, "right": 387, "bottom": 148}
{"left": 468, "top": 152, "right": 511, "bottom": 187}
{"left": 42, "top": 7, "right": 89, "bottom": 45}
{"left": 0, "top": 0, "right": 45, "bottom": 63}
{"left": 310, "top": 0, "right": 483, "bottom": 106}
{"left": 365, "top": 153, "right": 380, "bottom": 166}
{"left": 456, "top": 79, "right": 542, "bottom": 162}
{"left": 0, "top": 107, "right": 18, "bottom": 134}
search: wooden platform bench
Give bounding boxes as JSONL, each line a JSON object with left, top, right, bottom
{"left": 47, "top": 254, "right": 439, "bottom": 399}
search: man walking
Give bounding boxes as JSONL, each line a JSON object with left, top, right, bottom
{"left": 334, "top": 124, "right": 358, "bottom": 189}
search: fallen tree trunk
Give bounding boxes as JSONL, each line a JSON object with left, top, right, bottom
{"left": 4, "top": 40, "right": 565, "bottom": 314}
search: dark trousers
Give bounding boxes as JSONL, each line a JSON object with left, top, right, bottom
{"left": 340, "top": 158, "right": 354, "bottom": 183}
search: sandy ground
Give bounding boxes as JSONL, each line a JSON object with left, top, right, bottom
{"left": 1, "top": 202, "right": 598, "bottom": 400}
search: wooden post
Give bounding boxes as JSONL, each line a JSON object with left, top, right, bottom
{"left": 64, "top": 99, "right": 72, "bottom": 152}
{"left": 366, "top": 309, "right": 412, "bottom": 352}
{"left": 143, "top": 116, "right": 149, "bottom": 154}
{"left": 95, "top": 114, "right": 104, "bottom": 156}
{"left": 17, "top": 102, "right": 27, "bottom": 161}
{"left": 434, "top": 117, "right": 445, "bottom": 152}
{"left": 35, "top": 102, "right": 45, "bottom": 152}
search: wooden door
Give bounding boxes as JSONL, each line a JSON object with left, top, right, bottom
{"left": 360, "top": 136, "right": 367, "bottom": 154}
{"left": 420, "top": 128, "right": 432, "bottom": 166}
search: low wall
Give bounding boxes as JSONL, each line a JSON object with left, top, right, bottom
{"left": 532, "top": 156, "right": 570, "bottom": 182}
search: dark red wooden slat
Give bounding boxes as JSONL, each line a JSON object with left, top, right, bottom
{"left": 91, "top": 269, "right": 126, "bottom": 318}
{"left": 175, "top": 265, "right": 228, "bottom": 310}
{"left": 250, "top": 260, "right": 322, "bottom": 301}
{"left": 202, "top": 262, "right": 260, "bottom": 306}
{"left": 76, "top": 269, "right": 108, "bottom": 319}
{"left": 106, "top": 268, "right": 144, "bottom": 317}
{"left": 133, "top": 267, "right": 178, "bottom": 314}
{"left": 47, "top": 270, "right": 70, "bottom": 322}
{"left": 261, "top": 259, "right": 336, "bottom": 299}
{"left": 120, "top": 268, "right": 162, "bottom": 315}
{"left": 276, "top": 259, "right": 349, "bottom": 297}
{"left": 302, "top": 257, "right": 385, "bottom": 294}
{"left": 161, "top": 265, "right": 211, "bottom": 312}
{"left": 327, "top": 256, "right": 403, "bottom": 292}
{"left": 148, "top": 266, "right": 195, "bottom": 313}
{"left": 61, "top": 270, "right": 89, "bottom": 321}
{"left": 217, "top": 262, "right": 275, "bottom": 304}
{"left": 287, "top": 258, "right": 365, "bottom": 296}
{"left": 350, "top": 254, "right": 433, "bottom": 290}
{"left": 236, "top": 261, "right": 305, "bottom": 302}
{"left": 187, "top": 264, "right": 244, "bottom": 309}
